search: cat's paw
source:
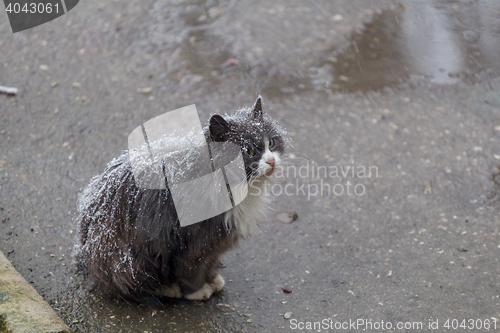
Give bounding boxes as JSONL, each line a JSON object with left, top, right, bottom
{"left": 210, "top": 274, "right": 225, "bottom": 292}
{"left": 157, "top": 283, "right": 182, "bottom": 298}
{"left": 185, "top": 283, "right": 213, "bottom": 301}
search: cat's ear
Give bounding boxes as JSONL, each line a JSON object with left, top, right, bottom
{"left": 252, "top": 95, "right": 263, "bottom": 118}
{"left": 209, "top": 114, "right": 232, "bottom": 142}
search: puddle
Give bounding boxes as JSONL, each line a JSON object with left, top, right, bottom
{"left": 487, "top": 167, "right": 500, "bottom": 204}
{"left": 121, "top": 0, "right": 500, "bottom": 98}
{"left": 176, "top": 0, "right": 500, "bottom": 95}
{"left": 329, "top": 0, "right": 500, "bottom": 93}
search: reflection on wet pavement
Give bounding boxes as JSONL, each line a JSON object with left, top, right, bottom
{"left": 331, "top": 0, "right": 500, "bottom": 92}
{"left": 139, "top": 0, "right": 500, "bottom": 95}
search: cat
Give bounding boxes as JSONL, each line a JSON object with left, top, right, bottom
{"left": 76, "top": 96, "right": 290, "bottom": 301}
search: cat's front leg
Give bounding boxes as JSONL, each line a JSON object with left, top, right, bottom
{"left": 185, "top": 274, "right": 225, "bottom": 301}
{"left": 157, "top": 283, "right": 182, "bottom": 298}
{"left": 185, "top": 282, "right": 214, "bottom": 301}
{"left": 210, "top": 273, "right": 225, "bottom": 292}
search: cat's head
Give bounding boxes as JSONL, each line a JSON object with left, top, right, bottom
{"left": 209, "top": 96, "right": 289, "bottom": 180}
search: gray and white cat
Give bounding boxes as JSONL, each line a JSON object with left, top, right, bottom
{"left": 77, "top": 96, "right": 289, "bottom": 301}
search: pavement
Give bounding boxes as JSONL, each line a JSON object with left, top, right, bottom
{"left": 1, "top": 0, "right": 500, "bottom": 332}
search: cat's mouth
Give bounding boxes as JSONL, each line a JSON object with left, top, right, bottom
{"left": 265, "top": 167, "right": 274, "bottom": 176}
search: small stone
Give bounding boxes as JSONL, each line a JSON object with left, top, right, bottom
{"left": 282, "top": 287, "right": 292, "bottom": 293}
{"left": 216, "top": 303, "right": 230, "bottom": 307}
{"left": 423, "top": 180, "right": 432, "bottom": 195}
{"left": 225, "top": 58, "right": 239, "bottom": 66}
{"left": 137, "top": 87, "right": 153, "bottom": 94}
{"left": 72, "top": 82, "right": 81, "bottom": 88}
{"left": 332, "top": 14, "right": 343, "bottom": 21}
{"left": 284, "top": 312, "right": 292, "bottom": 319}
{"left": 277, "top": 212, "right": 298, "bottom": 224}
{"left": 51, "top": 82, "right": 58, "bottom": 88}
{"left": 462, "top": 31, "right": 479, "bottom": 42}
{"left": 39, "top": 65, "right": 49, "bottom": 71}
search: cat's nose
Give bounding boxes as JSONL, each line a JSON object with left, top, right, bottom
{"left": 266, "top": 157, "right": 275, "bottom": 168}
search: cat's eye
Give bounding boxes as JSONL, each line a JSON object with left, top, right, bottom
{"left": 243, "top": 147, "right": 255, "bottom": 157}
{"left": 269, "top": 138, "right": 275, "bottom": 149}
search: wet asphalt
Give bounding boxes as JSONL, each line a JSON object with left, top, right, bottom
{"left": 1, "top": 0, "right": 500, "bottom": 332}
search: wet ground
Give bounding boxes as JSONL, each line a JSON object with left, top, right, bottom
{"left": 1, "top": 0, "right": 500, "bottom": 332}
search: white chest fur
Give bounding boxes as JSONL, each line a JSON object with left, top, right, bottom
{"left": 225, "top": 178, "right": 271, "bottom": 238}
{"left": 224, "top": 140, "right": 282, "bottom": 238}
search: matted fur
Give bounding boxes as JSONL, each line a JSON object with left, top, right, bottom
{"left": 76, "top": 97, "right": 289, "bottom": 300}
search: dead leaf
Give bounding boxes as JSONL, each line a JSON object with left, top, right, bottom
{"left": 277, "top": 212, "right": 298, "bottom": 224}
